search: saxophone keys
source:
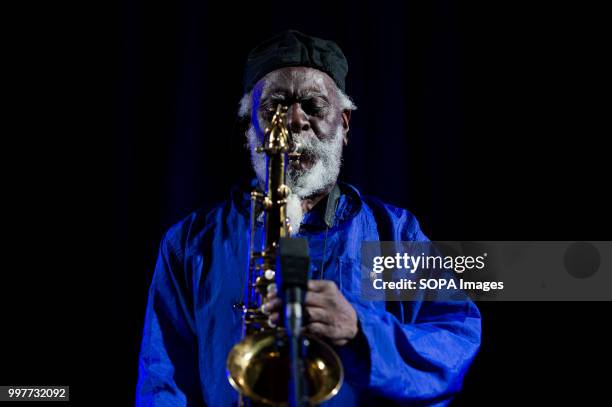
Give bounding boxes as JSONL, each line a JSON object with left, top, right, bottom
{"left": 254, "top": 277, "right": 267, "bottom": 294}
{"left": 277, "top": 184, "right": 290, "bottom": 198}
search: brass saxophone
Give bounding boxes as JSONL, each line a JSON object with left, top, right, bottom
{"left": 226, "top": 105, "right": 343, "bottom": 406}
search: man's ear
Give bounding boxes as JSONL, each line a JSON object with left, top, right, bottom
{"left": 238, "top": 116, "right": 250, "bottom": 143}
{"left": 342, "top": 109, "right": 351, "bottom": 146}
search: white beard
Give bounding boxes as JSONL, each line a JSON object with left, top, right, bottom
{"left": 247, "top": 125, "right": 344, "bottom": 234}
{"left": 285, "top": 193, "right": 303, "bottom": 236}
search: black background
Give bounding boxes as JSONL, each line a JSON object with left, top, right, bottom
{"left": 2, "top": 0, "right": 610, "bottom": 405}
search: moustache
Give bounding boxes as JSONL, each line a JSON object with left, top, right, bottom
{"left": 289, "top": 135, "right": 325, "bottom": 160}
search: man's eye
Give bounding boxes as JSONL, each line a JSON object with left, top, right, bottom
{"left": 265, "top": 102, "right": 284, "bottom": 112}
{"left": 302, "top": 100, "right": 327, "bottom": 116}
{"left": 259, "top": 104, "right": 276, "bottom": 118}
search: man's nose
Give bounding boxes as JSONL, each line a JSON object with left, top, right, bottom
{"left": 287, "top": 103, "right": 310, "bottom": 133}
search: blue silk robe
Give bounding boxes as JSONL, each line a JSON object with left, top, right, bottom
{"left": 136, "top": 183, "right": 481, "bottom": 406}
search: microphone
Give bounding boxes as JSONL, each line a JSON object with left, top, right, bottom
{"left": 277, "top": 237, "right": 310, "bottom": 407}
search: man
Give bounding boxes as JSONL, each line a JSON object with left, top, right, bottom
{"left": 136, "top": 30, "right": 481, "bottom": 406}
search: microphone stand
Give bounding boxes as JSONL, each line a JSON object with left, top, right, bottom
{"left": 277, "top": 237, "right": 310, "bottom": 407}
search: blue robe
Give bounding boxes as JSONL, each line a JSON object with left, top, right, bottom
{"left": 136, "top": 182, "right": 481, "bottom": 406}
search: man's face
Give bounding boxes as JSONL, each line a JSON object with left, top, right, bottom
{"left": 247, "top": 67, "right": 350, "bottom": 199}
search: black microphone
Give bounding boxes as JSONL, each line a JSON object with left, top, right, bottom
{"left": 277, "top": 237, "right": 310, "bottom": 407}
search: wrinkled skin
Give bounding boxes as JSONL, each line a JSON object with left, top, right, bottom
{"left": 250, "top": 67, "right": 358, "bottom": 346}
{"left": 250, "top": 67, "right": 351, "bottom": 207}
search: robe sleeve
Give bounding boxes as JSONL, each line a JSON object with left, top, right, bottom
{"left": 340, "top": 199, "right": 482, "bottom": 406}
{"left": 135, "top": 230, "right": 205, "bottom": 406}
{"left": 344, "top": 298, "right": 481, "bottom": 406}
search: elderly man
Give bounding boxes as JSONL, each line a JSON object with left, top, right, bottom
{"left": 136, "top": 30, "right": 481, "bottom": 406}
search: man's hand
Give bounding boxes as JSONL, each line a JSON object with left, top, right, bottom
{"left": 264, "top": 280, "right": 358, "bottom": 346}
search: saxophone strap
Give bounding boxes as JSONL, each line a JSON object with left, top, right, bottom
{"left": 323, "top": 183, "right": 341, "bottom": 228}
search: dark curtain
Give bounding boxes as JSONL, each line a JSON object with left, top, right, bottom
{"left": 2, "top": 0, "right": 609, "bottom": 405}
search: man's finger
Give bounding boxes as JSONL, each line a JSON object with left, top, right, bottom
{"left": 332, "top": 338, "right": 349, "bottom": 347}
{"left": 307, "top": 280, "right": 336, "bottom": 293}
{"left": 305, "top": 322, "right": 329, "bottom": 337}
{"left": 266, "top": 289, "right": 278, "bottom": 300}
{"left": 262, "top": 297, "right": 281, "bottom": 314}
{"left": 305, "top": 306, "right": 331, "bottom": 324}
{"left": 304, "top": 291, "right": 328, "bottom": 308}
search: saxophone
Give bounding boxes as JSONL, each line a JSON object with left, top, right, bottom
{"left": 226, "top": 105, "right": 343, "bottom": 406}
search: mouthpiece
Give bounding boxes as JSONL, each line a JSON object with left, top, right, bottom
{"left": 288, "top": 141, "right": 302, "bottom": 162}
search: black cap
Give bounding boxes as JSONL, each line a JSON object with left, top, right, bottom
{"left": 243, "top": 30, "right": 348, "bottom": 93}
